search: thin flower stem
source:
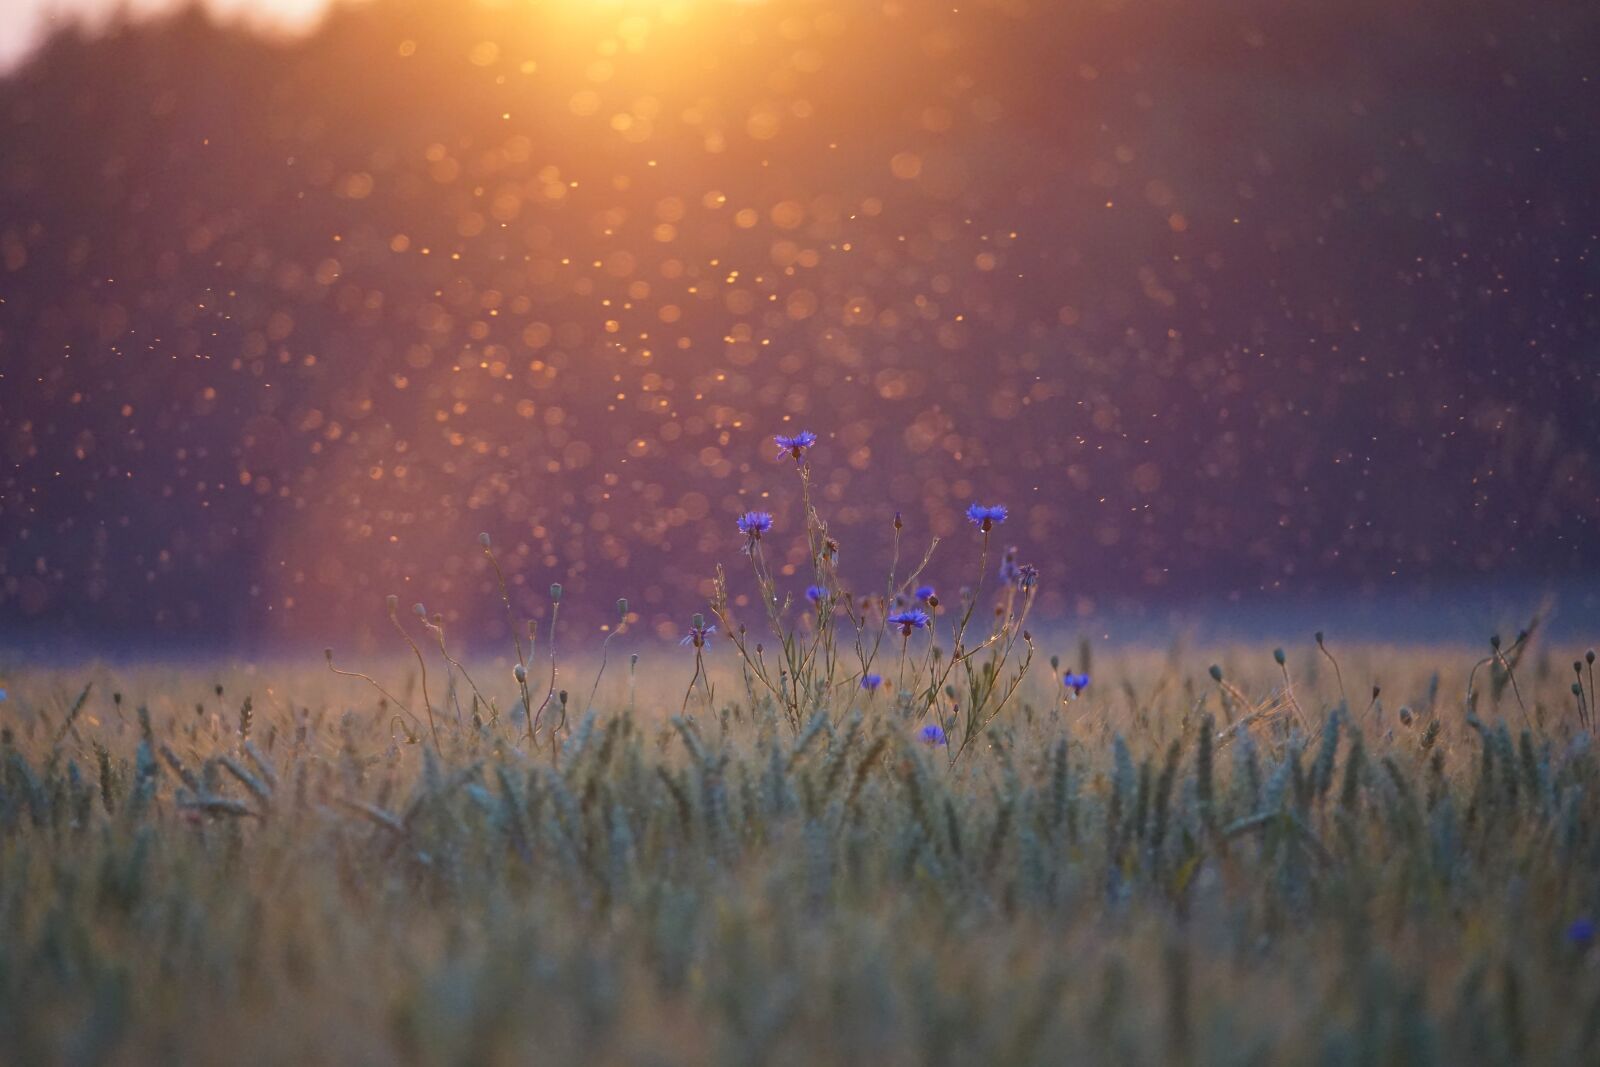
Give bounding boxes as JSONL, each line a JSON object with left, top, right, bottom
{"left": 325, "top": 652, "right": 424, "bottom": 735}
{"left": 530, "top": 601, "right": 560, "bottom": 752}
{"left": 584, "top": 625, "right": 624, "bottom": 716}
{"left": 482, "top": 540, "right": 527, "bottom": 671}
{"left": 389, "top": 609, "right": 441, "bottom": 754}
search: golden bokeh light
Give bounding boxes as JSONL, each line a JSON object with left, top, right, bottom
{"left": 4, "top": 0, "right": 1596, "bottom": 645}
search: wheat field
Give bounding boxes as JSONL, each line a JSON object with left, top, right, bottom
{"left": 2, "top": 633, "right": 1597, "bottom": 1066}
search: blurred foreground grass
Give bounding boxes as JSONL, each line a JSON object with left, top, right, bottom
{"left": 1, "top": 639, "right": 1598, "bottom": 1065}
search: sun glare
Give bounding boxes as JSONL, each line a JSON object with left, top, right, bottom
{"left": 1, "top": 0, "right": 764, "bottom": 71}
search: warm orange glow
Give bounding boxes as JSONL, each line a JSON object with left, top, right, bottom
{"left": 8, "top": 0, "right": 1593, "bottom": 645}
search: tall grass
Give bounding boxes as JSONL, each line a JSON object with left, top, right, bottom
{"left": 1, "top": 436, "right": 1596, "bottom": 1063}
{"left": 0, "top": 640, "right": 1597, "bottom": 1065}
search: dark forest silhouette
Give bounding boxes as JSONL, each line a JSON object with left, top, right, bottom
{"left": 2, "top": 0, "right": 1597, "bottom": 647}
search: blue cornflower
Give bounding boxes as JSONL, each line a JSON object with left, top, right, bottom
{"left": 966, "top": 503, "right": 1008, "bottom": 532}
{"left": 736, "top": 511, "right": 773, "bottom": 541}
{"left": 1063, "top": 672, "right": 1091, "bottom": 694}
{"left": 919, "top": 723, "right": 948, "bottom": 746}
{"left": 915, "top": 584, "right": 936, "bottom": 603}
{"left": 999, "top": 547, "right": 1021, "bottom": 584}
{"left": 0, "top": 687, "right": 7, "bottom": 702}
{"left": 681, "top": 617, "right": 717, "bottom": 649}
{"left": 889, "top": 609, "right": 931, "bottom": 636}
{"left": 1569, "top": 918, "right": 1596, "bottom": 948}
{"left": 861, "top": 673, "right": 884, "bottom": 693}
{"left": 1018, "top": 564, "right": 1038, "bottom": 591}
{"left": 774, "top": 430, "right": 818, "bottom": 464}
{"left": 806, "top": 584, "right": 827, "bottom": 605}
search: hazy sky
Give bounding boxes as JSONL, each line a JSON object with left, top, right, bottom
{"left": 0, "top": 0, "right": 330, "bottom": 71}
{"left": 4, "top": 0, "right": 1596, "bottom": 645}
